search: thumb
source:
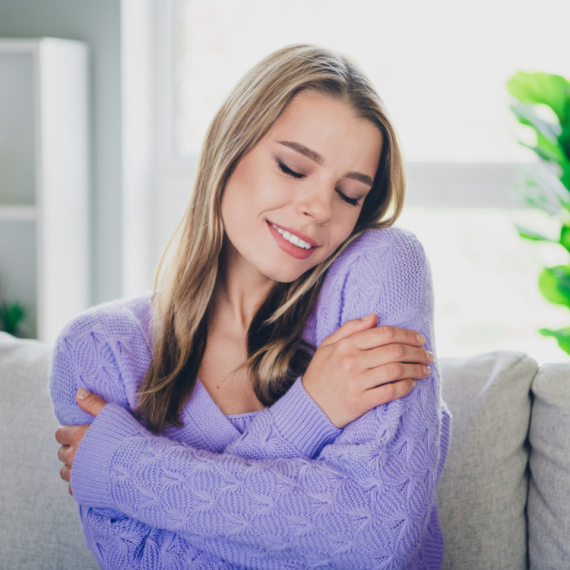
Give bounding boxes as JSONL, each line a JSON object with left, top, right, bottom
{"left": 321, "top": 313, "right": 378, "bottom": 346}
{"left": 76, "top": 389, "right": 107, "bottom": 417}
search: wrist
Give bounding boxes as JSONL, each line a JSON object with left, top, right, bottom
{"left": 268, "top": 376, "right": 342, "bottom": 457}
{"left": 71, "top": 403, "right": 142, "bottom": 508}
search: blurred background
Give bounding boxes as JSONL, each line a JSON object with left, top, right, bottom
{"left": 0, "top": 0, "right": 568, "bottom": 365}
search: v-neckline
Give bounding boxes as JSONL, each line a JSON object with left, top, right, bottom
{"left": 180, "top": 377, "right": 262, "bottom": 452}
{"left": 196, "top": 375, "right": 265, "bottom": 417}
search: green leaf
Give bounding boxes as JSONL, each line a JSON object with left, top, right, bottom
{"left": 559, "top": 124, "right": 570, "bottom": 163}
{"left": 0, "top": 301, "right": 26, "bottom": 335}
{"left": 513, "top": 166, "right": 570, "bottom": 216}
{"left": 519, "top": 141, "right": 561, "bottom": 165}
{"left": 561, "top": 226, "right": 570, "bottom": 253}
{"left": 507, "top": 71, "right": 570, "bottom": 124}
{"left": 539, "top": 327, "right": 570, "bottom": 357}
{"left": 509, "top": 98, "right": 561, "bottom": 143}
{"left": 562, "top": 169, "right": 570, "bottom": 192}
{"left": 537, "top": 131, "right": 568, "bottom": 165}
{"left": 539, "top": 265, "right": 570, "bottom": 307}
{"left": 515, "top": 223, "right": 556, "bottom": 242}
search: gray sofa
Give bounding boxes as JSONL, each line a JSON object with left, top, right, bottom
{"left": 0, "top": 330, "right": 568, "bottom": 569}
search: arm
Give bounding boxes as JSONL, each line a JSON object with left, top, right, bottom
{"left": 50, "top": 318, "right": 231, "bottom": 569}
{"left": 67, "top": 229, "right": 451, "bottom": 569}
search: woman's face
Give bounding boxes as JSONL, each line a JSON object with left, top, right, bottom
{"left": 220, "top": 89, "right": 383, "bottom": 284}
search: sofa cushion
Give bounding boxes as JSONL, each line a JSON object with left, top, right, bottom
{"left": 0, "top": 332, "right": 97, "bottom": 569}
{"left": 437, "top": 351, "right": 537, "bottom": 570}
{"left": 528, "top": 361, "right": 570, "bottom": 568}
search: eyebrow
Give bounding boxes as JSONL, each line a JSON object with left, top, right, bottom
{"left": 277, "top": 140, "right": 375, "bottom": 187}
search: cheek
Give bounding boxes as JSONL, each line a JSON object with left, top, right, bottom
{"left": 225, "top": 163, "right": 278, "bottom": 215}
{"left": 332, "top": 218, "right": 357, "bottom": 246}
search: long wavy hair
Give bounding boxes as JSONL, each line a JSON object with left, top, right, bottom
{"left": 135, "top": 43, "right": 407, "bottom": 434}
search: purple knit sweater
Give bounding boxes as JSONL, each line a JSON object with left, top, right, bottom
{"left": 49, "top": 227, "right": 451, "bottom": 570}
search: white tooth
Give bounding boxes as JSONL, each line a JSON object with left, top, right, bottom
{"left": 271, "top": 223, "right": 313, "bottom": 249}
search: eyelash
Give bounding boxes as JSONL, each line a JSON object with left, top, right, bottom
{"left": 277, "top": 160, "right": 359, "bottom": 207}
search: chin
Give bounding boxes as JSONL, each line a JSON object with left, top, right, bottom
{"left": 261, "top": 263, "right": 307, "bottom": 285}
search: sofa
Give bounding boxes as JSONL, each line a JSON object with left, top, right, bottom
{"left": 0, "top": 330, "right": 568, "bottom": 569}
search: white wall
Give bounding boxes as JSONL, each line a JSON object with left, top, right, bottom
{"left": 0, "top": 0, "right": 123, "bottom": 305}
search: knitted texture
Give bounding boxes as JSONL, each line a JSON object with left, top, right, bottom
{"left": 49, "top": 227, "right": 451, "bottom": 569}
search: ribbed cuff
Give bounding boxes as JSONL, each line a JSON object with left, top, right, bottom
{"left": 269, "top": 376, "right": 342, "bottom": 457}
{"left": 71, "top": 403, "right": 143, "bottom": 508}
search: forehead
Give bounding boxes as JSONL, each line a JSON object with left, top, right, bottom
{"left": 263, "top": 90, "right": 383, "bottom": 172}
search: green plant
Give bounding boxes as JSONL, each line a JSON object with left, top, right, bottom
{"left": 0, "top": 300, "right": 27, "bottom": 336}
{"left": 507, "top": 71, "right": 570, "bottom": 356}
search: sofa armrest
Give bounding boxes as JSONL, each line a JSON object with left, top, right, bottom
{"left": 528, "top": 361, "right": 570, "bottom": 568}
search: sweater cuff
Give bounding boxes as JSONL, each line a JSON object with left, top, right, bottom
{"left": 268, "top": 376, "right": 342, "bottom": 457}
{"left": 71, "top": 403, "right": 143, "bottom": 509}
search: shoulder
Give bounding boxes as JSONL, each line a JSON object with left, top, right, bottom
{"left": 52, "top": 291, "right": 155, "bottom": 408}
{"left": 343, "top": 225, "right": 428, "bottom": 266}
{"left": 334, "top": 226, "right": 431, "bottom": 288}
{"left": 311, "top": 226, "right": 432, "bottom": 342}
{"left": 57, "top": 290, "right": 154, "bottom": 348}
{"left": 336, "top": 226, "right": 433, "bottom": 325}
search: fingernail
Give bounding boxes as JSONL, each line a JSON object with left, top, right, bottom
{"left": 361, "top": 314, "right": 374, "bottom": 321}
{"left": 77, "top": 388, "right": 89, "bottom": 399}
{"left": 411, "top": 381, "right": 416, "bottom": 388}
{"left": 426, "top": 351, "right": 434, "bottom": 363}
{"left": 423, "top": 366, "right": 431, "bottom": 375}
{"left": 417, "top": 334, "right": 426, "bottom": 344}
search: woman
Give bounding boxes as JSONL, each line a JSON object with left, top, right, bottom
{"left": 51, "top": 44, "right": 450, "bottom": 569}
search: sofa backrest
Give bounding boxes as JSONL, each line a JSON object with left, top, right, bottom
{"left": 1, "top": 330, "right": 569, "bottom": 569}
{"left": 0, "top": 332, "right": 97, "bottom": 569}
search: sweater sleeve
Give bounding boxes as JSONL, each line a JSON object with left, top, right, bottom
{"left": 49, "top": 312, "right": 232, "bottom": 569}
{"left": 68, "top": 229, "right": 451, "bottom": 570}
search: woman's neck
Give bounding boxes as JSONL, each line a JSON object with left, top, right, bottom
{"left": 215, "top": 245, "right": 275, "bottom": 333}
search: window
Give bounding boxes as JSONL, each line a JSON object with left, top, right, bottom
{"left": 152, "top": 0, "right": 570, "bottom": 364}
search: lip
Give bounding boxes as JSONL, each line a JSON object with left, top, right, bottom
{"left": 266, "top": 220, "right": 319, "bottom": 247}
{"left": 267, "top": 221, "right": 317, "bottom": 260}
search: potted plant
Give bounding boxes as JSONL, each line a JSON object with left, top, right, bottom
{"left": 507, "top": 71, "right": 570, "bottom": 355}
{"left": 0, "top": 300, "right": 28, "bottom": 338}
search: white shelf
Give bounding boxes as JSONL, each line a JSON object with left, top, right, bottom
{"left": 0, "top": 205, "right": 36, "bottom": 222}
{"left": 0, "top": 38, "right": 89, "bottom": 344}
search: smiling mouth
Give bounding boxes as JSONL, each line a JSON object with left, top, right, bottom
{"left": 267, "top": 222, "right": 315, "bottom": 249}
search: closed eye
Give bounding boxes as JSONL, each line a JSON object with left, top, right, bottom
{"left": 276, "top": 159, "right": 360, "bottom": 207}
{"left": 277, "top": 160, "right": 304, "bottom": 179}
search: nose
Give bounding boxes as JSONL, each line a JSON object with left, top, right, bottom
{"left": 296, "top": 181, "right": 334, "bottom": 224}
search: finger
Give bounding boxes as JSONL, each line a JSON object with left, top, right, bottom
{"left": 362, "top": 362, "right": 431, "bottom": 389}
{"left": 55, "top": 425, "right": 77, "bottom": 445}
{"left": 57, "top": 445, "right": 70, "bottom": 464}
{"left": 360, "top": 344, "right": 434, "bottom": 370}
{"left": 366, "top": 378, "right": 417, "bottom": 408}
{"left": 352, "top": 325, "right": 427, "bottom": 351}
{"left": 321, "top": 313, "right": 378, "bottom": 346}
{"left": 69, "top": 483, "right": 73, "bottom": 497}
{"left": 76, "top": 389, "right": 108, "bottom": 417}
{"left": 58, "top": 445, "right": 77, "bottom": 468}
{"left": 60, "top": 464, "right": 71, "bottom": 483}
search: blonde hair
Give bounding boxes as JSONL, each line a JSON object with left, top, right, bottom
{"left": 135, "top": 43, "right": 406, "bottom": 433}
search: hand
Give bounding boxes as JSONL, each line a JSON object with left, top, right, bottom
{"left": 55, "top": 389, "right": 108, "bottom": 496}
{"left": 302, "top": 314, "right": 433, "bottom": 428}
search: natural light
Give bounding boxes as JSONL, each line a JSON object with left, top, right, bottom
{"left": 161, "top": 0, "right": 570, "bottom": 366}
